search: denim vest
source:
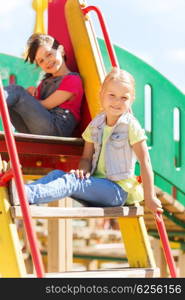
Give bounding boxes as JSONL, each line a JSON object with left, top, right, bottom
{"left": 89, "top": 112, "right": 137, "bottom": 180}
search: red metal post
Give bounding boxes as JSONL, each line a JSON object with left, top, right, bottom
{"left": 0, "top": 78, "right": 44, "bottom": 278}
{"left": 82, "top": 5, "right": 119, "bottom": 68}
{"left": 155, "top": 212, "right": 178, "bottom": 277}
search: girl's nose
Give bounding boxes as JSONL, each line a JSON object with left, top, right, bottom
{"left": 45, "top": 56, "right": 50, "bottom": 63}
{"left": 114, "top": 97, "right": 121, "bottom": 102}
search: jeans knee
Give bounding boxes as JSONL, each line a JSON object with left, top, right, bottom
{"left": 6, "top": 84, "right": 24, "bottom": 93}
{"left": 5, "top": 85, "right": 26, "bottom": 104}
{"left": 118, "top": 191, "right": 128, "bottom": 206}
{"left": 117, "top": 197, "right": 125, "bottom": 206}
{"left": 49, "top": 169, "right": 65, "bottom": 177}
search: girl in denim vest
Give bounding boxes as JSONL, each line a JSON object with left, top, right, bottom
{"left": 10, "top": 68, "right": 163, "bottom": 214}
{"left": 3, "top": 33, "right": 83, "bottom": 136}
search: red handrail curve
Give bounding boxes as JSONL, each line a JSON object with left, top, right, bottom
{"left": 82, "top": 5, "right": 119, "bottom": 68}
{"left": 0, "top": 78, "right": 44, "bottom": 278}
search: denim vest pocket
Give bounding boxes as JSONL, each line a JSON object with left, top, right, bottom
{"left": 110, "top": 132, "right": 128, "bottom": 149}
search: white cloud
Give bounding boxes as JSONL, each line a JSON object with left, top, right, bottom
{"left": 0, "top": 0, "right": 26, "bottom": 15}
{"left": 0, "top": 0, "right": 29, "bottom": 32}
{"left": 0, "top": 19, "right": 12, "bottom": 30}
{"left": 134, "top": 0, "right": 185, "bottom": 14}
{"left": 167, "top": 49, "right": 185, "bottom": 63}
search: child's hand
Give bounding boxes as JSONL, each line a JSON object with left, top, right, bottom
{"left": 69, "top": 169, "right": 90, "bottom": 180}
{"left": 27, "top": 86, "right": 37, "bottom": 97}
{"left": 145, "top": 196, "right": 163, "bottom": 214}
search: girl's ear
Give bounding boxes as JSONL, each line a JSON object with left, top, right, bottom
{"left": 132, "top": 92, "right": 135, "bottom": 102}
{"left": 58, "top": 45, "right": 65, "bottom": 57}
{"left": 99, "top": 90, "right": 102, "bottom": 98}
{"left": 99, "top": 87, "right": 104, "bottom": 99}
{"left": 99, "top": 89, "right": 104, "bottom": 110}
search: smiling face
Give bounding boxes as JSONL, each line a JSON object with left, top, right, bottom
{"left": 35, "top": 44, "right": 64, "bottom": 76}
{"left": 100, "top": 78, "right": 134, "bottom": 125}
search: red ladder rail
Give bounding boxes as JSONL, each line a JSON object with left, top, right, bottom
{"left": 155, "top": 213, "right": 178, "bottom": 277}
{"left": 0, "top": 78, "right": 44, "bottom": 278}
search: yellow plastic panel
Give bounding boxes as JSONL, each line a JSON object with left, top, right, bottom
{"left": 0, "top": 187, "right": 26, "bottom": 277}
{"left": 118, "top": 216, "right": 156, "bottom": 268}
{"left": 65, "top": 0, "right": 106, "bottom": 118}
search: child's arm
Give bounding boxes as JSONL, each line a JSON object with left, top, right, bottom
{"left": 133, "top": 140, "right": 163, "bottom": 213}
{"left": 70, "top": 141, "right": 94, "bottom": 179}
{"left": 39, "top": 90, "right": 74, "bottom": 109}
{"left": 27, "top": 86, "right": 37, "bottom": 96}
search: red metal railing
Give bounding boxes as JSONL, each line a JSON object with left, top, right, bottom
{"left": 0, "top": 78, "right": 44, "bottom": 278}
{"left": 82, "top": 5, "right": 177, "bottom": 278}
{"left": 82, "top": 5, "right": 119, "bottom": 68}
{"left": 155, "top": 213, "right": 178, "bottom": 277}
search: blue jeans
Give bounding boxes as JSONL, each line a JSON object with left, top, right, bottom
{"left": 4, "top": 85, "right": 77, "bottom": 136}
{"left": 25, "top": 170, "right": 128, "bottom": 207}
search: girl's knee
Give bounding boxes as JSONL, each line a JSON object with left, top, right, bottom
{"left": 6, "top": 84, "right": 24, "bottom": 93}
{"left": 49, "top": 169, "right": 65, "bottom": 177}
{"left": 5, "top": 85, "right": 26, "bottom": 100}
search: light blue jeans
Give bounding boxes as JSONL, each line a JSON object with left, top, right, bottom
{"left": 25, "top": 170, "right": 128, "bottom": 207}
{"left": 4, "top": 85, "right": 77, "bottom": 136}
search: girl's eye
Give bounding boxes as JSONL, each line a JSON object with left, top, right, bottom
{"left": 122, "top": 97, "right": 128, "bottom": 101}
{"left": 109, "top": 94, "right": 114, "bottom": 97}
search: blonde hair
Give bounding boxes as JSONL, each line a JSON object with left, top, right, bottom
{"left": 101, "top": 67, "right": 135, "bottom": 99}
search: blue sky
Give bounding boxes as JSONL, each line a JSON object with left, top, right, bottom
{"left": 0, "top": 0, "right": 184, "bottom": 93}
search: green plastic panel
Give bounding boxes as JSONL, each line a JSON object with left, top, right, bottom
{"left": 0, "top": 53, "right": 41, "bottom": 86}
{"left": 0, "top": 53, "right": 41, "bottom": 131}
